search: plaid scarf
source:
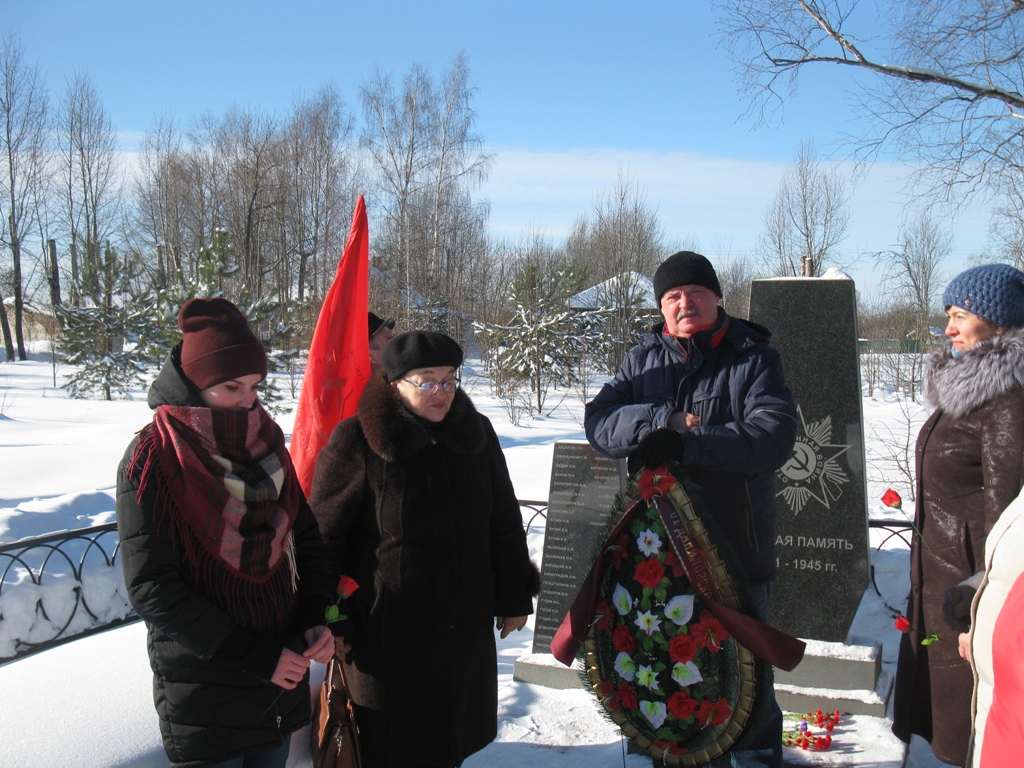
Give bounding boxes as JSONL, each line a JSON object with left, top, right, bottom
{"left": 129, "top": 403, "right": 300, "bottom": 631}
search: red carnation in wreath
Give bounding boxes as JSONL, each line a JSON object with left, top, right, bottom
{"left": 613, "top": 624, "right": 635, "bottom": 653}
{"left": 668, "top": 632, "right": 698, "bottom": 664}
{"left": 634, "top": 557, "right": 666, "bottom": 590}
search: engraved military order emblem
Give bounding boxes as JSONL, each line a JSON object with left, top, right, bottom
{"left": 777, "top": 406, "right": 852, "bottom": 516}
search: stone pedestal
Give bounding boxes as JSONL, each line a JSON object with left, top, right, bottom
{"left": 748, "top": 275, "right": 871, "bottom": 643}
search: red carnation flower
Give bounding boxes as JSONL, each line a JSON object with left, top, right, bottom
{"left": 634, "top": 557, "right": 666, "bottom": 590}
{"left": 616, "top": 682, "right": 638, "bottom": 710}
{"left": 668, "top": 632, "right": 697, "bottom": 664}
{"left": 667, "top": 691, "right": 698, "bottom": 720}
{"left": 613, "top": 624, "right": 635, "bottom": 653}
{"left": 894, "top": 615, "right": 911, "bottom": 632}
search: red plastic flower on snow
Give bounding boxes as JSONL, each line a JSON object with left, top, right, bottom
{"left": 638, "top": 466, "right": 676, "bottom": 500}
{"left": 691, "top": 610, "right": 730, "bottom": 654}
{"left": 881, "top": 488, "right": 903, "bottom": 510}
{"left": 634, "top": 557, "right": 666, "bottom": 590}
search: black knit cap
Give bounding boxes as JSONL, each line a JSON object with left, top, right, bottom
{"left": 383, "top": 331, "right": 464, "bottom": 382}
{"left": 653, "top": 251, "right": 722, "bottom": 303}
{"left": 178, "top": 298, "right": 268, "bottom": 391}
{"left": 368, "top": 311, "right": 396, "bottom": 340}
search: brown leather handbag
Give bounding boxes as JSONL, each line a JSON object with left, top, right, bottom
{"left": 312, "top": 656, "right": 362, "bottom": 768}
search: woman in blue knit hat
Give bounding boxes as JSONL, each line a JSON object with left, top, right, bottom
{"left": 892, "top": 264, "right": 1024, "bottom": 766}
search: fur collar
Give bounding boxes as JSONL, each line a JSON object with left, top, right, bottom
{"left": 925, "top": 328, "right": 1024, "bottom": 418}
{"left": 357, "top": 372, "right": 487, "bottom": 462}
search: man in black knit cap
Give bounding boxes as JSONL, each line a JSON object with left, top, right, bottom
{"left": 585, "top": 250, "right": 797, "bottom": 768}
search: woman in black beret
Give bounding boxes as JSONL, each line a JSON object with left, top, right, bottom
{"left": 310, "top": 330, "right": 539, "bottom": 768}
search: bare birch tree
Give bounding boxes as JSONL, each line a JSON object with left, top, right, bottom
{"left": 718, "top": 0, "right": 1024, "bottom": 205}
{"left": 56, "top": 70, "right": 121, "bottom": 306}
{"left": 566, "top": 171, "right": 664, "bottom": 369}
{"left": 757, "top": 138, "right": 849, "bottom": 276}
{"left": 0, "top": 33, "right": 49, "bottom": 360}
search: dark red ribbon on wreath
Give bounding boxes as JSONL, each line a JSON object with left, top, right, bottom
{"left": 550, "top": 476, "right": 805, "bottom": 672}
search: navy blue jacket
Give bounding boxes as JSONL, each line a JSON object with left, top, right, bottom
{"left": 585, "top": 315, "right": 797, "bottom": 581}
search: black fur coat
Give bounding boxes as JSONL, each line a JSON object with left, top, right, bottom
{"left": 893, "top": 330, "right": 1024, "bottom": 765}
{"left": 309, "top": 372, "right": 539, "bottom": 768}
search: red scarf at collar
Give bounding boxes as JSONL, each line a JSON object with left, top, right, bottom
{"left": 129, "top": 403, "right": 300, "bottom": 630}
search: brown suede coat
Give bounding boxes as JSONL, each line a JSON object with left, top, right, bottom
{"left": 892, "top": 330, "right": 1024, "bottom": 766}
{"left": 309, "top": 373, "right": 539, "bottom": 768}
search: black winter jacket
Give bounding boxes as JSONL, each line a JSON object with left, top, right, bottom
{"left": 116, "top": 347, "right": 331, "bottom": 767}
{"left": 309, "top": 372, "right": 539, "bottom": 768}
{"left": 585, "top": 316, "right": 797, "bottom": 581}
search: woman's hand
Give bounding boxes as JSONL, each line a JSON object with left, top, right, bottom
{"left": 496, "top": 615, "right": 528, "bottom": 639}
{"left": 271, "top": 647, "right": 311, "bottom": 689}
{"left": 303, "top": 625, "right": 335, "bottom": 664}
{"left": 958, "top": 631, "right": 972, "bottom": 661}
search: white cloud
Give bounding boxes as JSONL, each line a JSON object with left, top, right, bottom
{"left": 479, "top": 146, "right": 993, "bottom": 285}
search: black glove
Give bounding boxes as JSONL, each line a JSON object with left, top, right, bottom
{"left": 628, "top": 428, "right": 685, "bottom": 476}
{"left": 942, "top": 584, "right": 976, "bottom": 634}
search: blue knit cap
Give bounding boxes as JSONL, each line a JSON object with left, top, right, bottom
{"left": 943, "top": 264, "right": 1024, "bottom": 329}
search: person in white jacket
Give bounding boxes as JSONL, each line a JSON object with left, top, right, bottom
{"left": 964, "top": 489, "right": 1024, "bottom": 766}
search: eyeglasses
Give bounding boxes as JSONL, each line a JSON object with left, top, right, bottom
{"left": 401, "top": 378, "right": 459, "bottom": 395}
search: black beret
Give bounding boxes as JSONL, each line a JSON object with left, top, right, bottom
{"left": 383, "top": 331, "right": 464, "bottom": 381}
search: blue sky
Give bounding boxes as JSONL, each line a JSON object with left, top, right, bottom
{"left": 7, "top": 0, "right": 993, "bottom": 295}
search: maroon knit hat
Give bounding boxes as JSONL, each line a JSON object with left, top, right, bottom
{"left": 177, "top": 298, "right": 268, "bottom": 391}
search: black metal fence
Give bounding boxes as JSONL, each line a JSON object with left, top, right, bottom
{"left": 0, "top": 522, "right": 138, "bottom": 666}
{"left": 0, "top": 507, "right": 911, "bottom": 666}
{"left": 0, "top": 502, "right": 551, "bottom": 665}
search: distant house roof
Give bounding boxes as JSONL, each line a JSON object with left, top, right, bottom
{"left": 569, "top": 272, "right": 655, "bottom": 309}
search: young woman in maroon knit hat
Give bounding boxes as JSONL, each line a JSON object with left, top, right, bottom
{"left": 116, "top": 298, "right": 335, "bottom": 768}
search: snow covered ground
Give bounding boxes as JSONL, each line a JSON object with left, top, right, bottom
{"left": 0, "top": 352, "right": 946, "bottom": 767}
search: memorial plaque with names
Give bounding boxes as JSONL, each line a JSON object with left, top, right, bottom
{"left": 749, "top": 276, "right": 870, "bottom": 642}
{"left": 532, "top": 441, "right": 627, "bottom": 654}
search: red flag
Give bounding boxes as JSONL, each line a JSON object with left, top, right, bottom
{"left": 290, "top": 195, "right": 370, "bottom": 497}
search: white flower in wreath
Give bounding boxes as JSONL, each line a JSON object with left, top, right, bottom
{"left": 637, "top": 528, "right": 662, "bottom": 556}
{"left": 635, "top": 609, "right": 661, "bottom": 637}
{"left": 614, "top": 652, "right": 637, "bottom": 681}
{"left": 612, "top": 583, "right": 632, "bottom": 616}
{"left": 640, "top": 700, "right": 667, "bottom": 729}
{"left": 664, "top": 594, "right": 694, "bottom": 626}
{"left": 637, "top": 664, "right": 660, "bottom": 691}
{"left": 672, "top": 661, "right": 703, "bottom": 687}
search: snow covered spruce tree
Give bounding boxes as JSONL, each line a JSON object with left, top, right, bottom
{"left": 140, "top": 230, "right": 295, "bottom": 414}
{"left": 475, "top": 260, "right": 611, "bottom": 417}
{"left": 58, "top": 243, "right": 159, "bottom": 400}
